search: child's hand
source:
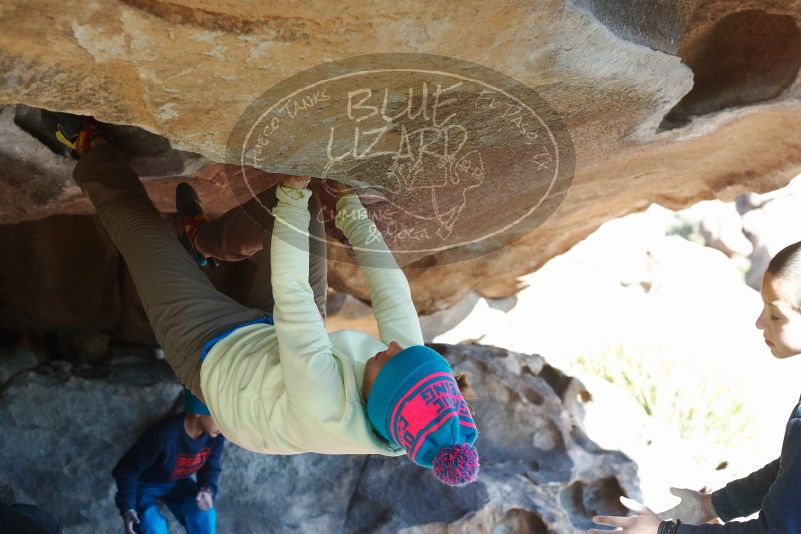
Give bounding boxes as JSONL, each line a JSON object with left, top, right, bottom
{"left": 122, "top": 509, "right": 140, "bottom": 534}
{"left": 657, "top": 487, "right": 717, "bottom": 524}
{"left": 196, "top": 488, "right": 214, "bottom": 511}
{"left": 281, "top": 176, "right": 311, "bottom": 189}
{"left": 590, "top": 497, "right": 661, "bottom": 534}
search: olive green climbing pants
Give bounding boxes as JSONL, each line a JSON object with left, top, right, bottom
{"left": 73, "top": 143, "right": 328, "bottom": 402}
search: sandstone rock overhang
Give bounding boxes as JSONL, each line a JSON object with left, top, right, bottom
{"left": 0, "top": 0, "right": 799, "bottom": 313}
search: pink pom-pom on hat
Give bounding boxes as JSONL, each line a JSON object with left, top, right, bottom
{"left": 432, "top": 443, "right": 480, "bottom": 487}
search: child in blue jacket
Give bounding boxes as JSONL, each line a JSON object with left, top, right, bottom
{"left": 112, "top": 390, "right": 224, "bottom": 534}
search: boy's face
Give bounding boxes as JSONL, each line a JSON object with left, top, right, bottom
{"left": 756, "top": 272, "right": 801, "bottom": 358}
{"left": 199, "top": 414, "right": 221, "bottom": 438}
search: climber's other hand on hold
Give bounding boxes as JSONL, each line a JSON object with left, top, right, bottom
{"left": 325, "top": 179, "right": 387, "bottom": 206}
{"left": 281, "top": 175, "right": 311, "bottom": 189}
{"left": 325, "top": 179, "right": 353, "bottom": 199}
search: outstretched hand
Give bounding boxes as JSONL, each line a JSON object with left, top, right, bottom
{"left": 590, "top": 497, "right": 662, "bottom": 534}
{"left": 658, "top": 487, "right": 717, "bottom": 524}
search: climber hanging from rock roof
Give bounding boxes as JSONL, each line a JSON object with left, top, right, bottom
{"left": 42, "top": 110, "right": 480, "bottom": 487}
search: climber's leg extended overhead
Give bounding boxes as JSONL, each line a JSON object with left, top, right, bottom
{"left": 56, "top": 111, "right": 268, "bottom": 401}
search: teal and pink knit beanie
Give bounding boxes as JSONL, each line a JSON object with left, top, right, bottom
{"left": 366, "top": 345, "right": 479, "bottom": 486}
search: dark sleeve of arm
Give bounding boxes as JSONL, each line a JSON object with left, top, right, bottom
{"left": 709, "top": 459, "right": 781, "bottom": 521}
{"left": 111, "top": 428, "right": 164, "bottom": 516}
{"left": 676, "top": 420, "right": 801, "bottom": 533}
{"left": 196, "top": 438, "right": 224, "bottom": 496}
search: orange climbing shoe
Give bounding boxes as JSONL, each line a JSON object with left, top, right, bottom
{"left": 40, "top": 110, "right": 105, "bottom": 158}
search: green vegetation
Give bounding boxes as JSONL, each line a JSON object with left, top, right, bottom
{"left": 575, "top": 345, "right": 755, "bottom": 447}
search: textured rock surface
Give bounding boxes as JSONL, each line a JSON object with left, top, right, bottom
{"left": 0, "top": 105, "right": 208, "bottom": 222}
{"left": 0, "top": 214, "right": 121, "bottom": 331}
{"left": 0, "top": 344, "right": 637, "bottom": 533}
{"left": 0, "top": 1, "right": 799, "bottom": 312}
{"left": 0, "top": 346, "right": 40, "bottom": 386}
{"left": 739, "top": 179, "right": 801, "bottom": 289}
{"left": 0, "top": 214, "right": 244, "bottom": 345}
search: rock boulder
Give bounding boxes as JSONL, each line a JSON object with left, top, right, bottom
{"left": 0, "top": 344, "right": 638, "bottom": 533}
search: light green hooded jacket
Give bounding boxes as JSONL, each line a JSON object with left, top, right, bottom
{"left": 201, "top": 186, "right": 423, "bottom": 456}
